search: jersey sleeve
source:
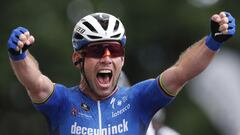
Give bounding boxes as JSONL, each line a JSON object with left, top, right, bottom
{"left": 32, "top": 83, "right": 68, "bottom": 127}
{"left": 130, "top": 76, "right": 175, "bottom": 124}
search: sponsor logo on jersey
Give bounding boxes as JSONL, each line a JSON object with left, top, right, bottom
{"left": 81, "top": 103, "right": 90, "bottom": 112}
{"left": 110, "top": 96, "right": 130, "bottom": 118}
{"left": 112, "top": 104, "right": 130, "bottom": 118}
{"left": 71, "top": 119, "right": 129, "bottom": 135}
{"left": 110, "top": 96, "right": 128, "bottom": 109}
{"left": 110, "top": 97, "right": 116, "bottom": 109}
{"left": 71, "top": 107, "right": 78, "bottom": 117}
{"left": 71, "top": 104, "right": 92, "bottom": 119}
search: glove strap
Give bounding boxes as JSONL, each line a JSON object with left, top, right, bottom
{"left": 205, "top": 35, "right": 222, "bottom": 51}
{"left": 9, "top": 51, "right": 27, "bottom": 61}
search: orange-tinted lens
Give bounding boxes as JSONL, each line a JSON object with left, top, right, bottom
{"left": 83, "top": 43, "right": 124, "bottom": 58}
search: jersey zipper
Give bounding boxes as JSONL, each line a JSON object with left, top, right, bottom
{"left": 97, "top": 100, "right": 102, "bottom": 135}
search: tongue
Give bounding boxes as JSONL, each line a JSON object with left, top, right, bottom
{"left": 98, "top": 75, "right": 110, "bottom": 84}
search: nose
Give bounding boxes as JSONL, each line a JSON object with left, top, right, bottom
{"left": 102, "top": 48, "right": 111, "bottom": 57}
{"left": 100, "top": 48, "right": 112, "bottom": 64}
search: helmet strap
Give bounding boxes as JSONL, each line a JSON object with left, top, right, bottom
{"left": 80, "top": 58, "right": 92, "bottom": 90}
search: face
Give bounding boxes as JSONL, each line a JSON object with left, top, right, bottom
{"left": 74, "top": 41, "right": 125, "bottom": 100}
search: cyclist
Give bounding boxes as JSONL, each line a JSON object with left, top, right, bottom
{"left": 7, "top": 11, "right": 235, "bottom": 135}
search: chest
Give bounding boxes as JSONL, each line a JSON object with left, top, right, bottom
{"left": 60, "top": 95, "right": 140, "bottom": 135}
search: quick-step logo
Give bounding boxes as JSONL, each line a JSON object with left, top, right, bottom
{"left": 71, "top": 119, "right": 128, "bottom": 135}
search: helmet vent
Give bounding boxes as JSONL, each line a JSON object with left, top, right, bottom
{"left": 114, "top": 20, "right": 119, "bottom": 31}
{"left": 73, "top": 33, "right": 84, "bottom": 40}
{"left": 99, "top": 19, "right": 109, "bottom": 30}
{"left": 111, "top": 33, "right": 121, "bottom": 38}
{"left": 83, "top": 22, "right": 97, "bottom": 33}
{"left": 93, "top": 14, "right": 109, "bottom": 30}
{"left": 87, "top": 35, "right": 102, "bottom": 39}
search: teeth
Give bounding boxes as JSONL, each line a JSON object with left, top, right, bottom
{"left": 98, "top": 70, "right": 111, "bottom": 73}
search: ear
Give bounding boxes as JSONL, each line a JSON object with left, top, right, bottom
{"left": 72, "top": 52, "right": 81, "bottom": 69}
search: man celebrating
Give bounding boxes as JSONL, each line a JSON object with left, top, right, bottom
{"left": 7, "top": 11, "right": 235, "bottom": 135}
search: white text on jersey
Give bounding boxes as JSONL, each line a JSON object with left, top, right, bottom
{"left": 71, "top": 119, "right": 129, "bottom": 135}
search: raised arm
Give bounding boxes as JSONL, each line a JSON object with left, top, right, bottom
{"left": 8, "top": 27, "right": 54, "bottom": 103}
{"left": 160, "top": 12, "right": 236, "bottom": 96}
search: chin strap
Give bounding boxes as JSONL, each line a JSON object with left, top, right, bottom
{"left": 78, "top": 58, "right": 92, "bottom": 90}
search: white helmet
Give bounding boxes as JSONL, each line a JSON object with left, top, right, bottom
{"left": 72, "top": 12, "right": 126, "bottom": 51}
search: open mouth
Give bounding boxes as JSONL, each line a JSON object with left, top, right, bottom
{"left": 97, "top": 69, "right": 113, "bottom": 85}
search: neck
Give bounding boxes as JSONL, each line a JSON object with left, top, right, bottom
{"left": 79, "top": 79, "right": 118, "bottom": 101}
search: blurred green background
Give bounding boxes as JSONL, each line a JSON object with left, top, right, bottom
{"left": 0, "top": 0, "right": 239, "bottom": 134}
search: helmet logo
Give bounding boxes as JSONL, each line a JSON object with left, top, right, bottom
{"left": 75, "top": 26, "right": 85, "bottom": 34}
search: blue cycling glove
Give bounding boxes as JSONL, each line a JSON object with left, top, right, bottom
{"left": 8, "top": 27, "right": 31, "bottom": 61}
{"left": 205, "top": 12, "right": 236, "bottom": 51}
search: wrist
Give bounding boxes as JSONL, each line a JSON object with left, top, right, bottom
{"left": 205, "top": 35, "right": 222, "bottom": 51}
{"left": 9, "top": 51, "right": 27, "bottom": 61}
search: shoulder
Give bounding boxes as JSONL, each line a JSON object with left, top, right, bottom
{"left": 53, "top": 83, "right": 81, "bottom": 97}
{"left": 123, "top": 78, "right": 158, "bottom": 97}
{"left": 54, "top": 83, "right": 78, "bottom": 91}
{"left": 131, "top": 78, "right": 156, "bottom": 89}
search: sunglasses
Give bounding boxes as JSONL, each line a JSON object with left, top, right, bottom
{"left": 80, "top": 43, "right": 125, "bottom": 58}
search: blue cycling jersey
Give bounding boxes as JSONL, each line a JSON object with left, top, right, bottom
{"left": 34, "top": 78, "right": 174, "bottom": 135}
